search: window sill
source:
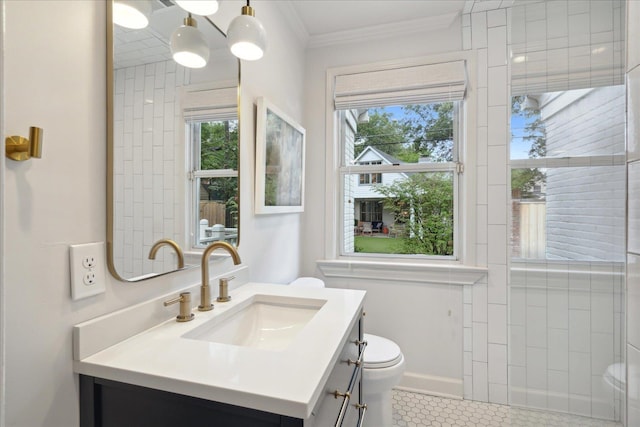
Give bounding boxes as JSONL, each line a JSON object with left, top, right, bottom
{"left": 184, "top": 250, "right": 234, "bottom": 265}
{"left": 316, "top": 259, "right": 487, "bottom": 286}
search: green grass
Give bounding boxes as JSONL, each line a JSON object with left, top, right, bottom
{"left": 354, "top": 235, "right": 406, "bottom": 254}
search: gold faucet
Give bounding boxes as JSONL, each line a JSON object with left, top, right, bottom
{"left": 199, "top": 241, "right": 241, "bottom": 311}
{"left": 148, "top": 239, "right": 185, "bottom": 269}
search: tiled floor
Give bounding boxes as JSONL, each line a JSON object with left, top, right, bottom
{"left": 391, "top": 389, "right": 623, "bottom": 427}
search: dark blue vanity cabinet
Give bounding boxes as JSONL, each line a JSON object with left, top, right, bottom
{"left": 79, "top": 312, "right": 365, "bottom": 427}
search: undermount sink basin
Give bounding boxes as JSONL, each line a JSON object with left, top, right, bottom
{"left": 182, "top": 294, "right": 326, "bottom": 351}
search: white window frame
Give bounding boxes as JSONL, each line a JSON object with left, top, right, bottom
{"left": 323, "top": 52, "right": 478, "bottom": 267}
{"left": 509, "top": 87, "right": 626, "bottom": 262}
{"left": 186, "top": 117, "right": 239, "bottom": 250}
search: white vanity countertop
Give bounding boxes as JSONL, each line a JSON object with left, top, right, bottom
{"left": 73, "top": 282, "right": 366, "bottom": 419}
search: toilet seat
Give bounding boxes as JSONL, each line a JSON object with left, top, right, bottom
{"left": 363, "top": 333, "right": 403, "bottom": 369}
{"left": 289, "top": 277, "right": 325, "bottom": 288}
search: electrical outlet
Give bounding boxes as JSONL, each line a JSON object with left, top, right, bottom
{"left": 82, "top": 255, "right": 96, "bottom": 269}
{"left": 83, "top": 271, "right": 97, "bottom": 286}
{"left": 70, "top": 242, "right": 106, "bottom": 301}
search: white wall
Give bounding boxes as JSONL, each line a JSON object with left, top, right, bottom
{"left": 0, "top": 0, "right": 5, "bottom": 422}
{"left": 221, "top": 1, "right": 307, "bottom": 285}
{"left": 1, "top": 1, "right": 305, "bottom": 426}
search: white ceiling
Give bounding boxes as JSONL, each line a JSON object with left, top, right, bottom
{"left": 277, "top": 0, "right": 468, "bottom": 48}
{"left": 114, "top": 0, "right": 477, "bottom": 67}
{"left": 287, "top": 0, "right": 466, "bottom": 36}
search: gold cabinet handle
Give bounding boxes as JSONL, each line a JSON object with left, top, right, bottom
{"left": 333, "top": 390, "right": 351, "bottom": 427}
{"left": 348, "top": 340, "right": 367, "bottom": 366}
{"left": 355, "top": 403, "right": 368, "bottom": 427}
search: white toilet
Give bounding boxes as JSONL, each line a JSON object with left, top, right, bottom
{"left": 289, "top": 277, "right": 406, "bottom": 427}
{"left": 603, "top": 362, "right": 625, "bottom": 396}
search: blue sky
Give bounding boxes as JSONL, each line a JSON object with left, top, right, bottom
{"left": 510, "top": 110, "right": 537, "bottom": 159}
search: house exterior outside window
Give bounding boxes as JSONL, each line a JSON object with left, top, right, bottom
{"left": 340, "top": 102, "right": 461, "bottom": 258}
{"left": 358, "top": 160, "right": 382, "bottom": 185}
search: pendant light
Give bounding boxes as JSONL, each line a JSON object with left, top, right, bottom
{"left": 227, "top": 0, "right": 267, "bottom": 61}
{"left": 175, "top": 0, "right": 219, "bottom": 16}
{"left": 113, "top": 0, "right": 153, "bottom": 29}
{"left": 170, "top": 14, "right": 210, "bottom": 69}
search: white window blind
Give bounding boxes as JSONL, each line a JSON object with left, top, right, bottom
{"left": 334, "top": 60, "right": 467, "bottom": 110}
{"left": 183, "top": 87, "right": 238, "bottom": 121}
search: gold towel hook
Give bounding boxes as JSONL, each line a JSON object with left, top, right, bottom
{"left": 5, "top": 126, "right": 43, "bottom": 161}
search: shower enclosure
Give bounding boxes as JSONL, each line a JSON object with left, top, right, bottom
{"left": 508, "top": 0, "right": 626, "bottom": 423}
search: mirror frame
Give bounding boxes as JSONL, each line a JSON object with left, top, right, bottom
{"left": 106, "top": 1, "right": 241, "bottom": 282}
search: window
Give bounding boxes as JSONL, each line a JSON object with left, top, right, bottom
{"left": 358, "top": 161, "right": 382, "bottom": 185}
{"left": 359, "top": 200, "right": 382, "bottom": 222}
{"left": 188, "top": 118, "right": 238, "bottom": 248}
{"left": 183, "top": 87, "right": 239, "bottom": 249}
{"left": 510, "top": 87, "right": 626, "bottom": 261}
{"left": 333, "top": 60, "right": 467, "bottom": 258}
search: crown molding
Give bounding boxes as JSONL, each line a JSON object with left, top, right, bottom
{"left": 306, "top": 11, "right": 460, "bottom": 50}
{"left": 275, "top": 1, "right": 310, "bottom": 48}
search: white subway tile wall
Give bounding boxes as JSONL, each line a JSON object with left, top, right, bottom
{"left": 113, "top": 61, "right": 188, "bottom": 278}
{"left": 509, "top": 261, "right": 624, "bottom": 420}
{"left": 628, "top": 1, "right": 640, "bottom": 425}
{"left": 463, "top": 3, "right": 504, "bottom": 404}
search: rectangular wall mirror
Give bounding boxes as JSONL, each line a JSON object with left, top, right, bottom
{"left": 107, "top": 0, "right": 240, "bottom": 282}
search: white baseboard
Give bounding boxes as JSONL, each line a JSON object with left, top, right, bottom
{"left": 396, "top": 372, "right": 463, "bottom": 400}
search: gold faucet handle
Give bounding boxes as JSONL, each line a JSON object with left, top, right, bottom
{"left": 164, "top": 292, "right": 194, "bottom": 322}
{"left": 217, "top": 276, "right": 235, "bottom": 302}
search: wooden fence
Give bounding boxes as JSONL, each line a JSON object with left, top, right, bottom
{"left": 200, "top": 201, "right": 226, "bottom": 226}
{"left": 512, "top": 199, "right": 546, "bottom": 259}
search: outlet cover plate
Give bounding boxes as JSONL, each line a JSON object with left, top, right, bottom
{"left": 70, "top": 242, "right": 106, "bottom": 301}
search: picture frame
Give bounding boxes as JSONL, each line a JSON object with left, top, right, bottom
{"left": 255, "top": 97, "right": 306, "bottom": 214}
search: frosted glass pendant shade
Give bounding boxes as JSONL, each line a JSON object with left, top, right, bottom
{"left": 175, "top": 1, "right": 219, "bottom": 16}
{"left": 113, "top": 0, "right": 152, "bottom": 29}
{"left": 170, "top": 16, "right": 210, "bottom": 69}
{"left": 227, "top": 5, "right": 266, "bottom": 61}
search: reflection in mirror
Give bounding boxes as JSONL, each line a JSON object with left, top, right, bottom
{"left": 183, "top": 92, "right": 238, "bottom": 247}
{"left": 107, "top": 1, "right": 240, "bottom": 281}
